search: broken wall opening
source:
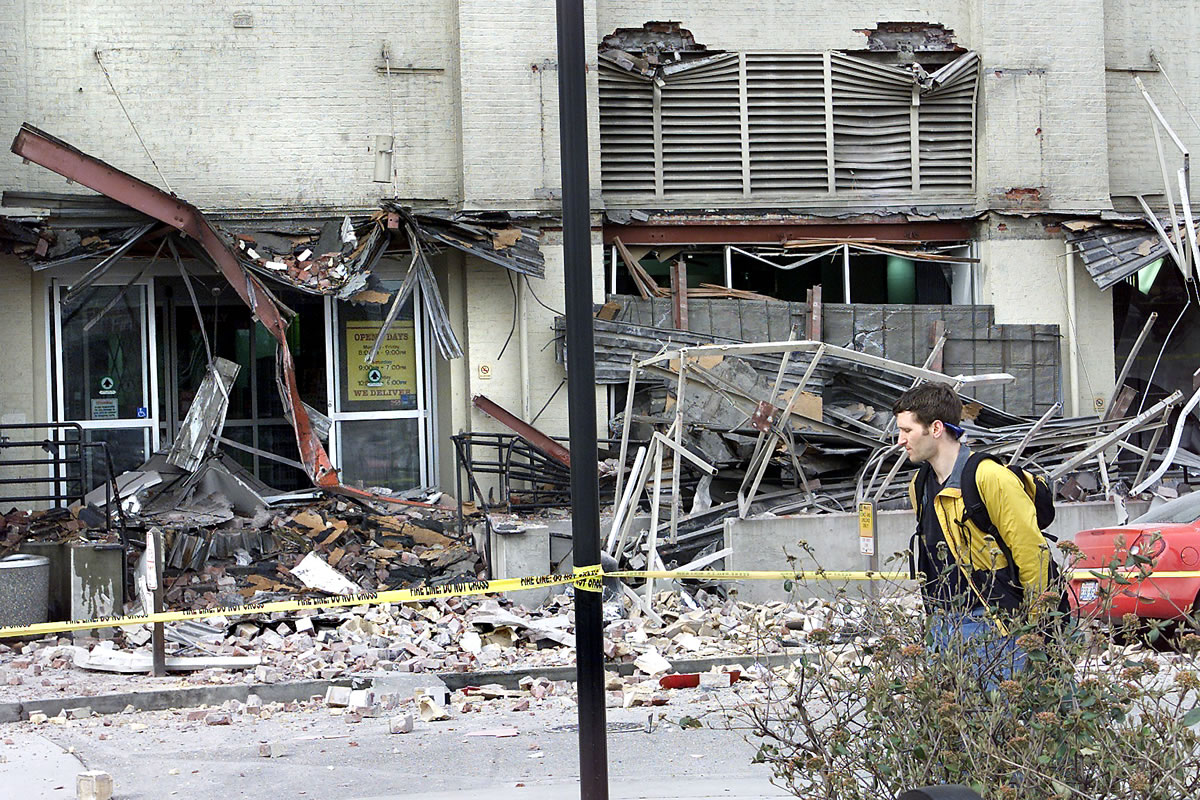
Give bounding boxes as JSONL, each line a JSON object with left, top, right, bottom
{"left": 607, "top": 240, "right": 975, "bottom": 305}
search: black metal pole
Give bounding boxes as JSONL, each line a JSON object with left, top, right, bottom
{"left": 555, "top": 1, "right": 609, "bottom": 798}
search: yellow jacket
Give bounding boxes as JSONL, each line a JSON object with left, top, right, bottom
{"left": 908, "top": 457, "right": 1051, "bottom": 609}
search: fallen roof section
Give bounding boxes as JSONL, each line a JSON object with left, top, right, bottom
{"left": 9, "top": 123, "right": 451, "bottom": 498}
{"left": 1065, "top": 221, "right": 1170, "bottom": 291}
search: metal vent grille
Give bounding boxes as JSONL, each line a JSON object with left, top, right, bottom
{"left": 917, "top": 52, "right": 980, "bottom": 191}
{"left": 830, "top": 53, "right": 914, "bottom": 191}
{"left": 598, "top": 62, "right": 656, "bottom": 195}
{"left": 746, "top": 52, "right": 828, "bottom": 193}
{"left": 660, "top": 53, "right": 743, "bottom": 197}
{"left": 598, "top": 50, "right": 979, "bottom": 202}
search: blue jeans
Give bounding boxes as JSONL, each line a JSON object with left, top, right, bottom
{"left": 930, "top": 608, "right": 1027, "bottom": 691}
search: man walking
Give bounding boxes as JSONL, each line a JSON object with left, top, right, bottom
{"left": 893, "top": 383, "right": 1053, "bottom": 682}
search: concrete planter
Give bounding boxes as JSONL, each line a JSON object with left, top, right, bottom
{"left": 0, "top": 553, "right": 50, "bottom": 628}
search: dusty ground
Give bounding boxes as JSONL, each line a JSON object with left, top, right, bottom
{"left": 0, "top": 677, "right": 789, "bottom": 800}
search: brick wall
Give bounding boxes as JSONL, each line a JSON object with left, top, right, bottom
{"left": 0, "top": 1, "right": 461, "bottom": 210}
{"left": 974, "top": 0, "right": 1111, "bottom": 212}
{"left": 1103, "top": 0, "right": 1200, "bottom": 201}
{"left": 0, "top": 2, "right": 1168, "bottom": 214}
{"left": 456, "top": 0, "right": 601, "bottom": 209}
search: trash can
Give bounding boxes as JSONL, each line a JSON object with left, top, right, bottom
{"left": 0, "top": 553, "right": 50, "bottom": 629}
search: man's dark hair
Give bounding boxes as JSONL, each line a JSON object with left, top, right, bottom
{"left": 892, "top": 382, "right": 962, "bottom": 428}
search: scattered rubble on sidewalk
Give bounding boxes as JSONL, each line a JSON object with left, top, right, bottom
{"left": 0, "top": 585, "right": 887, "bottom": 703}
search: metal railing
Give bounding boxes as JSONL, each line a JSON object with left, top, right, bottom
{"left": 0, "top": 422, "right": 123, "bottom": 534}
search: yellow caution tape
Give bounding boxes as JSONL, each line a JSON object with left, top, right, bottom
{"left": 1070, "top": 570, "right": 1200, "bottom": 580}
{"left": 0, "top": 571, "right": 584, "bottom": 640}
{"left": 2, "top": 565, "right": 1198, "bottom": 639}
{"left": 609, "top": 569, "right": 909, "bottom": 582}
{"left": 572, "top": 564, "right": 604, "bottom": 593}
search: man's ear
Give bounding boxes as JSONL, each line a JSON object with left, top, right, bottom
{"left": 930, "top": 420, "right": 944, "bottom": 438}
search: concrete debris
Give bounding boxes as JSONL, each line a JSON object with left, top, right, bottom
{"left": 258, "top": 741, "right": 287, "bottom": 758}
{"left": 417, "top": 694, "right": 450, "bottom": 722}
{"left": 291, "top": 553, "right": 361, "bottom": 597}
{"left": 388, "top": 714, "right": 414, "bottom": 734}
{"left": 71, "top": 648, "right": 260, "bottom": 674}
{"left": 465, "top": 727, "right": 519, "bottom": 737}
{"left": 633, "top": 648, "right": 672, "bottom": 677}
{"left": 76, "top": 770, "right": 114, "bottom": 800}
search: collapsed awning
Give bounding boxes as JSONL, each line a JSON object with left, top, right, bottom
{"left": 5, "top": 123, "right": 506, "bottom": 503}
{"left": 1065, "top": 221, "right": 1169, "bottom": 291}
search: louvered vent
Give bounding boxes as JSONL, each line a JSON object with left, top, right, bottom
{"left": 597, "top": 50, "right": 979, "bottom": 203}
{"left": 660, "top": 54, "right": 743, "bottom": 197}
{"left": 746, "top": 53, "right": 828, "bottom": 193}
{"left": 598, "top": 63, "right": 656, "bottom": 196}
{"left": 918, "top": 52, "right": 979, "bottom": 191}
{"left": 830, "top": 53, "right": 914, "bottom": 191}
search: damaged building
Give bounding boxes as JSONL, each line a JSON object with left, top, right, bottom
{"left": 2, "top": 2, "right": 1200, "bottom": 615}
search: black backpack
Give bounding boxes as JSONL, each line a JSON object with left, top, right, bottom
{"left": 914, "top": 453, "right": 1071, "bottom": 619}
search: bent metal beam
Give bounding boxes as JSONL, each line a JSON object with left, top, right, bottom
{"left": 10, "top": 123, "right": 342, "bottom": 486}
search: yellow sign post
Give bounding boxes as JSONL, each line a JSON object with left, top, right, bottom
{"left": 858, "top": 500, "right": 876, "bottom": 557}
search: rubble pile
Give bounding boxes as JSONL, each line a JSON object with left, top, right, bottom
{"left": 1, "top": 508, "right": 94, "bottom": 559}
{"left": 537, "top": 311, "right": 1194, "bottom": 574}
{"left": 0, "top": 587, "right": 894, "bottom": 698}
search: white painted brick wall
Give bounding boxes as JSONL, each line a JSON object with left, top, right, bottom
{"left": 0, "top": 1, "right": 1170, "bottom": 213}
{"left": 973, "top": 0, "right": 1111, "bottom": 211}
{"left": 1, "top": 1, "right": 461, "bottom": 209}
{"left": 1103, "top": 0, "right": 1200, "bottom": 200}
{"left": 456, "top": 0, "right": 602, "bottom": 209}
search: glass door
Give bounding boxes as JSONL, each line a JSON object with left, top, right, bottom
{"left": 326, "top": 286, "right": 433, "bottom": 492}
{"left": 52, "top": 280, "right": 158, "bottom": 490}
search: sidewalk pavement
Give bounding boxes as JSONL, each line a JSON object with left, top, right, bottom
{"left": 0, "top": 730, "right": 85, "bottom": 799}
{"left": 384, "top": 776, "right": 791, "bottom": 799}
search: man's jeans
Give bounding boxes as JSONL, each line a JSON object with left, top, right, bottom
{"left": 930, "top": 607, "right": 1027, "bottom": 691}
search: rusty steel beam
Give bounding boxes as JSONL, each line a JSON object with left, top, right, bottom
{"left": 669, "top": 258, "right": 688, "bottom": 329}
{"left": 12, "top": 123, "right": 338, "bottom": 486}
{"left": 603, "top": 220, "right": 973, "bottom": 245}
{"left": 473, "top": 394, "right": 572, "bottom": 468}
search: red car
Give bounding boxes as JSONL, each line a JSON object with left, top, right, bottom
{"left": 1070, "top": 493, "right": 1200, "bottom": 628}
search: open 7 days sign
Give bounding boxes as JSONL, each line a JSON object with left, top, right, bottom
{"left": 345, "top": 319, "right": 417, "bottom": 403}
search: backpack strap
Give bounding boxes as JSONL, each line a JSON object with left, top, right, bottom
{"left": 908, "top": 463, "right": 934, "bottom": 580}
{"left": 959, "top": 451, "right": 1026, "bottom": 592}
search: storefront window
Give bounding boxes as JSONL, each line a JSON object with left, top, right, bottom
{"left": 335, "top": 418, "right": 420, "bottom": 491}
{"left": 330, "top": 281, "right": 432, "bottom": 493}
{"left": 336, "top": 298, "right": 419, "bottom": 412}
